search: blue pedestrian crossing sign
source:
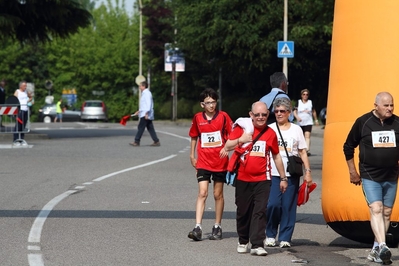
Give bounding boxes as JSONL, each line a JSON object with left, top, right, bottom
{"left": 277, "top": 41, "right": 294, "bottom": 58}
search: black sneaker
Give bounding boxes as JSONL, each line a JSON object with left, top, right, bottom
{"left": 188, "top": 226, "right": 202, "bottom": 241}
{"left": 208, "top": 226, "right": 222, "bottom": 240}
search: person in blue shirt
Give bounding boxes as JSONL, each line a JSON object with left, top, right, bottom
{"left": 260, "top": 72, "right": 292, "bottom": 124}
{"left": 130, "top": 81, "right": 160, "bottom": 146}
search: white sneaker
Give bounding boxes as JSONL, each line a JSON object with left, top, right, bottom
{"left": 279, "top": 241, "right": 291, "bottom": 248}
{"left": 367, "top": 247, "right": 382, "bottom": 263}
{"left": 250, "top": 247, "right": 268, "bottom": 256}
{"left": 13, "top": 142, "right": 21, "bottom": 146}
{"left": 264, "top": 237, "right": 276, "bottom": 247}
{"left": 237, "top": 243, "right": 250, "bottom": 254}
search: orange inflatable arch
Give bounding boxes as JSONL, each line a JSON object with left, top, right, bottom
{"left": 322, "top": 0, "right": 399, "bottom": 244}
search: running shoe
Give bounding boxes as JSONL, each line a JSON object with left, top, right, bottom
{"left": 250, "top": 247, "right": 268, "bottom": 256}
{"left": 367, "top": 246, "right": 382, "bottom": 263}
{"left": 264, "top": 237, "right": 276, "bottom": 247}
{"left": 208, "top": 226, "right": 222, "bottom": 240}
{"left": 187, "top": 226, "right": 202, "bottom": 241}
{"left": 379, "top": 244, "right": 392, "bottom": 265}
{"left": 279, "top": 241, "right": 291, "bottom": 248}
{"left": 237, "top": 243, "right": 250, "bottom": 254}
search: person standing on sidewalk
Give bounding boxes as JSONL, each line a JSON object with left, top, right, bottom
{"left": 54, "top": 98, "right": 63, "bottom": 123}
{"left": 343, "top": 92, "right": 399, "bottom": 265}
{"left": 188, "top": 88, "right": 233, "bottom": 241}
{"left": 130, "top": 81, "right": 160, "bottom": 147}
{"left": 0, "top": 80, "right": 6, "bottom": 127}
{"left": 13, "top": 81, "right": 32, "bottom": 144}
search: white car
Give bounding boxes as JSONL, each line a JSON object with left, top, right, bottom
{"left": 81, "top": 100, "right": 108, "bottom": 122}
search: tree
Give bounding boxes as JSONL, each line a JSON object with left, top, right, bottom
{"left": 0, "top": 0, "right": 92, "bottom": 43}
{"left": 166, "top": 0, "right": 334, "bottom": 113}
{"left": 44, "top": 3, "right": 140, "bottom": 120}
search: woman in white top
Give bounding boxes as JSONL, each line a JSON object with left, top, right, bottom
{"left": 13, "top": 81, "right": 32, "bottom": 144}
{"left": 293, "top": 89, "right": 319, "bottom": 156}
{"left": 265, "top": 97, "right": 313, "bottom": 248}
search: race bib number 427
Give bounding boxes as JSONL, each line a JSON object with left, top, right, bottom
{"left": 371, "top": 130, "right": 396, "bottom": 148}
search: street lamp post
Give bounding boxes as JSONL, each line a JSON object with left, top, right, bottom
{"left": 283, "top": 0, "right": 288, "bottom": 82}
{"left": 139, "top": 0, "right": 143, "bottom": 78}
{"left": 135, "top": 0, "right": 146, "bottom": 102}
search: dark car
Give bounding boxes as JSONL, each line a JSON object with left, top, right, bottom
{"left": 38, "top": 104, "right": 81, "bottom": 123}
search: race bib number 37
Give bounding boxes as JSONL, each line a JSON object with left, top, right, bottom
{"left": 371, "top": 130, "right": 396, "bottom": 148}
{"left": 250, "top": 140, "right": 266, "bottom": 157}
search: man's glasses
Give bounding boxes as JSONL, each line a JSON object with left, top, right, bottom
{"left": 302, "top": 93, "right": 309, "bottom": 96}
{"left": 274, "top": 109, "right": 288, "bottom": 114}
{"left": 252, "top": 113, "right": 268, "bottom": 117}
{"left": 202, "top": 101, "right": 217, "bottom": 106}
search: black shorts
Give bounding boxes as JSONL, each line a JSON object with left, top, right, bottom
{"left": 300, "top": 125, "right": 312, "bottom": 133}
{"left": 197, "top": 169, "right": 226, "bottom": 183}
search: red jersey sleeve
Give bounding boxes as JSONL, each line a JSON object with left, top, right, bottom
{"left": 189, "top": 113, "right": 200, "bottom": 138}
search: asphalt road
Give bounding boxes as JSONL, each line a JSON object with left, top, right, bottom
{"left": 0, "top": 122, "right": 396, "bottom": 266}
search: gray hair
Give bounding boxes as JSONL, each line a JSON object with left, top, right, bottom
{"left": 273, "top": 97, "right": 292, "bottom": 112}
{"left": 375, "top": 92, "right": 393, "bottom": 105}
{"left": 19, "top": 80, "right": 27, "bottom": 88}
{"left": 270, "top": 72, "right": 287, "bottom": 88}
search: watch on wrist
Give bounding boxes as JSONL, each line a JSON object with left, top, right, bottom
{"left": 305, "top": 168, "right": 312, "bottom": 172}
{"left": 281, "top": 177, "right": 288, "bottom": 181}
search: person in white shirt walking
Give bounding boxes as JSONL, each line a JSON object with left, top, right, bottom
{"left": 130, "top": 81, "right": 160, "bottom": 146}
{"left": 293, "top": 89, "right": 319, "bottom": 156}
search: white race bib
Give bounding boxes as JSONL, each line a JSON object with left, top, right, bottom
{"left": 371, "top": 130, "right": 396, "bottom": 148}
{"left": 250, "top": 140, "right": 266, "bottom": 157}
{"left": 278, "top": 137, "right": 294, "bottom": 153}
{"left": 201, "top": 131, "right": 222, "bottom": 148}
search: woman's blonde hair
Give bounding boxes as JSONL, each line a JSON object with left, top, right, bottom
{"left": 301, "top": 89, "right": 310, "bottom": 95}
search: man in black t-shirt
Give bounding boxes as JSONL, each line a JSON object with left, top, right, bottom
{"left": 343, "top": 92, "right": 399, "bottom": 265}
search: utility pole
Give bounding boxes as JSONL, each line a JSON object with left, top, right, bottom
{"left": 283, "top": 0, "right": 288, "bottom": 83}
{"left": 135, "top": 0, "right": 146, "bottom": 99}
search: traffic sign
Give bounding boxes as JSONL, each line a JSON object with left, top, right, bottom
{"left": 135, "top": 75, "right": 146, "bottom": 85}
{"left": 277, "top": 41, "right": 294, "bottom": 58}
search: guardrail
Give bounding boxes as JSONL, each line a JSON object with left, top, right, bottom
{"left": 0, "top": 102, "right": 30, "bottom": 146}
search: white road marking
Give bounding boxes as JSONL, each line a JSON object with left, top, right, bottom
{"left": 27, "top": 135, "right": 186, "bottom": 265}
{"left": 93, "top": 155, "right": 176, "bottom": 182}
{"left": 28, "top": 190, "right": 78, "bottom": 243}
{"left": 28, "top": 254, "right": 44, "bottom": 265}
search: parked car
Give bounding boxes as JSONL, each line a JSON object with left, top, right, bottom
{"left": 81, "top": 100, "right": 108, "bottom": 122}
{"left": 38, "top": 104, "right": 81, "bottom": 123}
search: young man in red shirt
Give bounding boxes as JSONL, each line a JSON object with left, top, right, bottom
{"left": 188, "top": 88, "right": 233, "bottom": 241}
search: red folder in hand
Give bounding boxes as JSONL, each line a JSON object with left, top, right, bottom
{"left": 297, "top": 182, "right": 317, "bottom": 206}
